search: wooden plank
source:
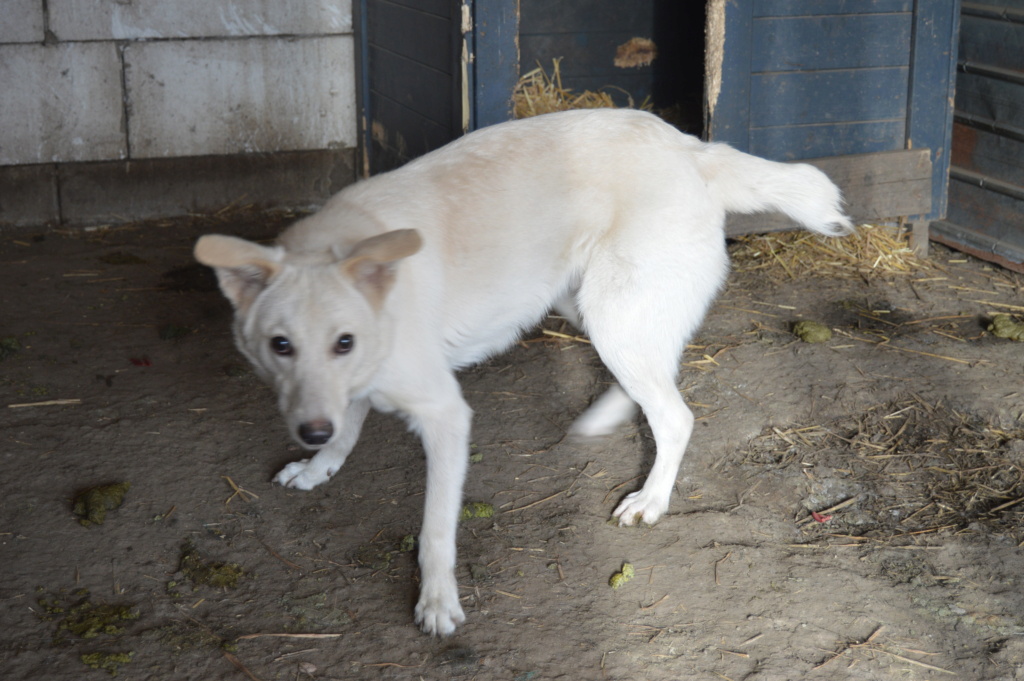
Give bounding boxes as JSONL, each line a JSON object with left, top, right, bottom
{"left": 361, "top": 0, "right": 460, "bottom": 174}
{"left": 473, "top": 0, "right": 519, "bottom": 129}
{"left": 378, "top": 0, "right": 451, "bottom": 19}
{"left": 750, "top": 119, "right": 905, "bottom": 160}
{"left": 519, "top": 0, "right": 653, "bottom": 34}
{"left": 750, "top": 67, "right": 909, "bottom": 128}
{"left": 725, "top": 148, "right": 932, "bottom": 236}
{"left": 752, "top": 14, "right": 912, "bottom": 72}
{"left": 368, "top": 46, "right": 452, "bottom": 127}
{"left": 906, "top": 0, "right": 960, "bottom": 220}
{"left": 367, "top": 90, "right": 452, "bottom": 167}
{"left": 707, "top": 0, "right": 754, "bottom": 149}
{"left": 753, "top": 0, "right": 912, "bottom": 17}
{"left": 368, "top": 1, "right": 452, "bottom": 74}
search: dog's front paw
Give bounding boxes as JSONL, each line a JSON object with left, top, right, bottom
{"left": 273, "top": 460, "right": 333, "bottom": 491}
{"left": 414, "top": 583, "right": 465, "bottom": 636}
{"left": 613, "top": 490, "right": 668, "bottom": 526}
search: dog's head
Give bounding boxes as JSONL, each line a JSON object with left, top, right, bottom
{"left": 194, "top": 229, "right": 422, "bottom": 449}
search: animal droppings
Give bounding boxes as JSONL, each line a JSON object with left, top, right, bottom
{"left": 988, "top": 314, "right": 1024, "bottom": 341}
{"left": 793, "top": 320, "right": 832, "bottom": 343}
{"left": 178, "top": 542, "right": 245, "bottom": 589}
{"left": 460, "top": 502, "right": 495, "bottom": 521}
{"left": 72, "top": 482, "right": 130, "bottom": 527}
{"left": 609, "top": 562, "right": 635, "bottom": 589}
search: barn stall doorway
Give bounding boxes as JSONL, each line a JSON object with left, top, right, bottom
{"left": 358, "top": 1, "right": 960, "bottom": 242}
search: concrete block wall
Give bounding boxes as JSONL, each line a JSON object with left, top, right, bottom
{"left": 0, "top": 1, "right": 358, "bottom": 228}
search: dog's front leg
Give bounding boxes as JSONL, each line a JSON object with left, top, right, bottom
{"left": 407, "top": 377, "right": 472, "bottom": 636}
{"left": 274, "top": 399, "right": 371, "bottom": 490}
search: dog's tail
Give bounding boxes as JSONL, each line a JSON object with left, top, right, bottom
{"left": 696, "top": 143, "right": 854, "bottom": 237}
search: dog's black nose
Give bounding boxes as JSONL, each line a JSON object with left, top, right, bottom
{"left": 298, "top": 420, "right": 334, "bottom": 446}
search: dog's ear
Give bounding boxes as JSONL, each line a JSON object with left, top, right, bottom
{"left": 341, "top": 229, "right": 422, "bottom": 308}
{"left": 194, "top": 234, "right": 283, "bottom": 314}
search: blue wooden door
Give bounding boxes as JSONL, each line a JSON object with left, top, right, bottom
{"left": 356, "top": 0, "right": 518, "bottom": 175}
{"left": 708, "top": 1, "right": 960, "bottom": 235}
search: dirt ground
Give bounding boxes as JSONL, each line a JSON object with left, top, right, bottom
{"left": 2, "top": 214, "right": 1024, "bottom": 681}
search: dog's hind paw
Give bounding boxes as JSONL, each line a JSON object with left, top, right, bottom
{"left": 415, "top": 589, "right": 465, "bottom": 636}
{"left": 273, "top": 459, "right": 333, "bottom": 490}
{"left": 613, "top": 490, "right": 668, "bottom": 527}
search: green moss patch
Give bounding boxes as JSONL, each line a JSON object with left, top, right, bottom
{"left": 0, "top": 336, "right": 21, "bottom": 361}
{"left": 40, "top": 589, "right": 139, "bottom": 643}
{"left": 58, "top": 600, "right": 140, "bottom": 640}
{"left": 81, "top": 651, "right": 134, "bottom": 676}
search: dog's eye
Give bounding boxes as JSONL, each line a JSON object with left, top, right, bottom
{"left": 270, "top": 336, "right": 293, "bottom": 356}
{"left": 335, "top": 333, "right": 354, "bottom": 355}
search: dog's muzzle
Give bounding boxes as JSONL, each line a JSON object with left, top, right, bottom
{"left": 298, "top": 420, "right": 334, "bottom": 446}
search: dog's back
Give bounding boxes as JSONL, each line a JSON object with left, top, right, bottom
{"left": 278, "top": 109, "right": 849, "bottom": 368}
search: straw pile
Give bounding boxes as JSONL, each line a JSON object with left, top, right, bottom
{"left": 745, "top": 398, "right": 1024, "bottom": 543}
{"left": 730, "top": 223, "right": 932, "bottom": 280}
{"left": 513, "top": 58, "right": 652, "bottom": 119}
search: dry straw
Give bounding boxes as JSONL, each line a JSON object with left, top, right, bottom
{"left": 730, "top": 223, "right": 933, "bottom": 280}
{"left": 513, "top": 58, "right": 652, "bottom": 119}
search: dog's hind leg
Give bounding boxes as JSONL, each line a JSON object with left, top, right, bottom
{"left": 610, "top": 379, "right": 694, "bottom": 526}
{"left": 597, "top": 349, "right": 695, "bottom": 526}
{"left": 274, "top": 398, "right": 371, "bottom": 490}
{"left": 578, "top": 235, "right": 727, "bottom": 526}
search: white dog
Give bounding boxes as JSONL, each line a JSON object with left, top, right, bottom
{"left": 194, "top": 109, "right": 852, "bottom": 635}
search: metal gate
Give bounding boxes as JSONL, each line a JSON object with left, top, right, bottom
{"left": 932, "top": 2, "right": 1024, "bottom": 273}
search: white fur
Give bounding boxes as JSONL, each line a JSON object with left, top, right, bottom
{"left": 194, "top": 109, "right": 853, "bottom": 636}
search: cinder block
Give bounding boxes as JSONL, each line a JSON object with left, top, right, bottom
{"left": 0, "top": 164, "right": 59, "bottom": 229}
{"left": 0, "top": 0, "right": 45, "bottom": 43}
{"left": 50, "top": 0, "right": 352, "bottom": 41}
{"left": 0, "top": 43, "right": 126, "bottom": 165}
{"left": 125, "top": 37, "right": 356, "bottom": 158}
{"left": 59, "top": 149, "right": 356, "bottom": 226}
